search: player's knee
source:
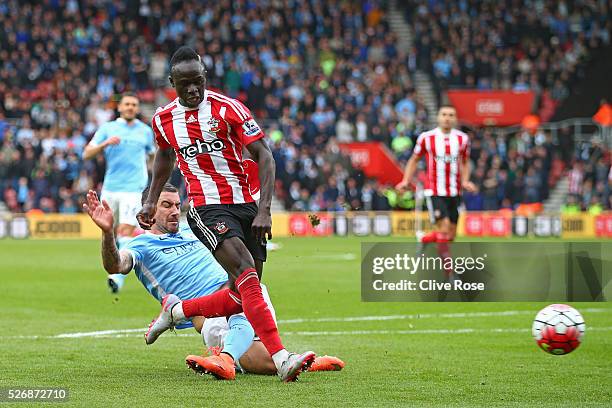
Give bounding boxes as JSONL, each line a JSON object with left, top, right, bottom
{"left": 218, "top": 238, "right": 256, "bottom": 279}
{"left": 448, "top": 223, "right": 458, "bottom": 241}
{"left": 228, "top": 314, "right": 254, "bottom": 339}
{"left": 439, "top": 220, "right": 451, "bottom": 234}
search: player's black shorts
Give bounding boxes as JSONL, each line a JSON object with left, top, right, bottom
{"left": 426, "top": 195, "right": 461, "bottom": 224}
{"left": 187, "top": 202, "right": 267, "bottom": 262}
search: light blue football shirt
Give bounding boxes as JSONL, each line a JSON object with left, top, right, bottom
{"left": 123, "top": 224, "right": 228, "bottom": 304}
{"left": 91, "top": 118, "right": 154, "bottom": 193}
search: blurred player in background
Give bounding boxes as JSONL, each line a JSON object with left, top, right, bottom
{"left": 137, "top": 46, "right": 314, "bottom": 382}
{"left": 83, "top": 93, "right": 154, "bottom": 293}
{"left": 83, "top": 184, "right": 344, "bottom": 380}
{"left": 396, "top": 106, "right": 476, "bottom": 247}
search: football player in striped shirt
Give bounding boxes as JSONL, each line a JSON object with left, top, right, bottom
{"left": 84, "top": 185, "right": 344, "bottom": 380}
{"left": 396, "top": 105, "right": 477, "bottom": 245}
{"left": 136, "top": 46, "right": 314, "bottom": 382}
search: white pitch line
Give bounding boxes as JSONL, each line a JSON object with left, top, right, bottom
{"left": 283, "top": 326, "right": 612, "bottom": 337}
{"left": 54, "top": 328, "right": 144, "bottom": 338}
{"left": 2, "top": 308, "right": 609, "bottom": 340}
{"left": 276, "top": 308, "right": 609, "bottom": 324}
{"left": 5, "top": 326, "right": 612, "bottom": 340}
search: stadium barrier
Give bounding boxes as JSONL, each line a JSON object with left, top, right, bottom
{"left": 2, "top": 212, "right": 611, "bottom": 239}
{"left": 1, "top": 213, "right": 101, "bottom": 239}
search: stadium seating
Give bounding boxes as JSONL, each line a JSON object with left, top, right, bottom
{"left": 0, "top": 1, "right": 609, "bottom": 213}
{"left": 400, "top": 0, "right": 610, "bottom": 112}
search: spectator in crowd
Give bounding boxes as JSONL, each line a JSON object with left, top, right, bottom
{"left": 0, "top": 0, "right": 609, "bottom": 215}
{"left": 403, "top": 0, "right": 610, "bottom": 108}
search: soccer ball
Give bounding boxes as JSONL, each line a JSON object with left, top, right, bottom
{"left": 532, "top": 304, "right": 585, "bottom": 355}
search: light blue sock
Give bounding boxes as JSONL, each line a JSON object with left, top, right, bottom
{"left": 109, "top": 236, "right": 131, "bottom": 289}
{"left": 222, "top": 314, "right": 255, "bottom": 363}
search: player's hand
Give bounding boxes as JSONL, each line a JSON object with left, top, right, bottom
{"left": 136, "top": 203, "right": 156, "bottom": 230}
{"left": 462, "top": 181, "right": 478, "bottom": 193}
{"left": 104, "top": 136, "right": 121, "bottom": 146}
{"left": 83, "top": 190, "right": 114, "bottom": 233}
{"left": 395, "top": 179, "right": 413, "bottom": 192}
{"left": 252, "top": 211, "right": 272, "bottom": 244}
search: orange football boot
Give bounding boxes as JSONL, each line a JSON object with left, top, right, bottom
{"left": 186, "top": 353, "right": 236, "bottom": 380}
{"left": 308, "top": 355, "right": 345, "bottom": 371}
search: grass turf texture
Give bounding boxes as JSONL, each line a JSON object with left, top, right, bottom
{"left": 1, "top": 237, "right": 610, "bottom": 407}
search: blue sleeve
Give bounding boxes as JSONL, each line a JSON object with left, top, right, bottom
{"left": 145, "top": 126, "right": 155, "bottom": 154}
{"left": 123, "top": 239, "right": 145, "bottom": 267}
{"left": 91, "top": 123, "right": 109, "bottom": 145}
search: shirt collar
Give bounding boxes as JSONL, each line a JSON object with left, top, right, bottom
{"left": 116, "top": 117, "right": 138, "bottom": 126}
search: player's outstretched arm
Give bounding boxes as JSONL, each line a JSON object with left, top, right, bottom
{"left": 137, "top": 147, "right": 175, "bottom": 229}
{"left": 83, "top": 190, "right": 133, "bottom": 275}
{"left": 246, "top": 139, "right": 275, "bottom": 243}
{"left": 82, "top": 137, "right": 120, "bottom": 160}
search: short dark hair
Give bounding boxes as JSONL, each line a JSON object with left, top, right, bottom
{"left": 170, "top": 46, "right": 201, "bottom": 69}
{"left": 141, "top": 183, "right": 179, "bottom": 205}
{"left": 119, "top": 92, "right": 138, "bottom": 102}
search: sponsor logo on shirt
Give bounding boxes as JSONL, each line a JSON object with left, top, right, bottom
{"left": 242, "top": 119, "right": 262, "bottom": 137}
{"left": 161, "top": 241, "right": 200, "bottom": 255}
{"left": 186, "top": 113, "right": 198, "bottom": 124}
{"left": 179, "top": 138, "right": 226, "bottom": 158}
{"left": 434, "top": 155, "right": 459, "bottom": 163}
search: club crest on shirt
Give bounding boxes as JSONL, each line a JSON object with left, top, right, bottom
{"left": 207, "top": 117, "right": 220, "bottom": 133}
{"left": 214, "top": 221, "right": 228, "bottom": 234}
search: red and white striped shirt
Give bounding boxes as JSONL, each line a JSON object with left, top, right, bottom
{"left": 152, "top": 90, "right": 264, "bottom": 206}
{"left": 567, "top": 167, "right": 584, "bottom": 195}
{"left": 413, "top": 127, "right": 470, "bottom": 197}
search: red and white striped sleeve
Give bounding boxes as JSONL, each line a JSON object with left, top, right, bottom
{"left": 151, "top": 111, "right": 172, "bottom": 149}
{"left": 224, "top": 98, "right": 265, "bottom": 146}
{"left": 461, "top": 132, "right": 470, "bottom": 162}
{"left": 412, "top": 132, "right": 427, "bottom": 158}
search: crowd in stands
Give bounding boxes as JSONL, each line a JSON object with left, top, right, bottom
{"left": 462, "top": 126, "right": 610, "bottom": 212}
{"left": 0, "top": 0, "right": 609, "bottom": 214}
{"left": 564, "top": 137, "right": 611, "bottom": 214}
{"left": 403, "top": 0, "right": 611, "bottom": 117}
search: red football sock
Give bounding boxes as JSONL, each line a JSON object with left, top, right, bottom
{"left": 421, "top": 231, "right": 438, "bottom": 243}
{"left": 236, "top": 268, "right": 284, "bottom": 356}
{"left": 435, "top": 232, "right": 450, "bottom": 243}
{"left": 181, "top": 288, "right": 243, "bottom": 318}
{"left": 422, "top": 231, "right": 450, "bottom": 243}
{"left": 421, "top": 231, "right": 448, "bottom": 244}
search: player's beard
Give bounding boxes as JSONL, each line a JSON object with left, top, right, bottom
{"left": 158, "top": 219, "right": 180, "bottom": 234}
{"left": 122, "top": 113, "right": 136, "bottom": 123}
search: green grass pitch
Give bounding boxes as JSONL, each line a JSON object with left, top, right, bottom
{"left": 0, "top": 237, "right": 610, "bottom": 407}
